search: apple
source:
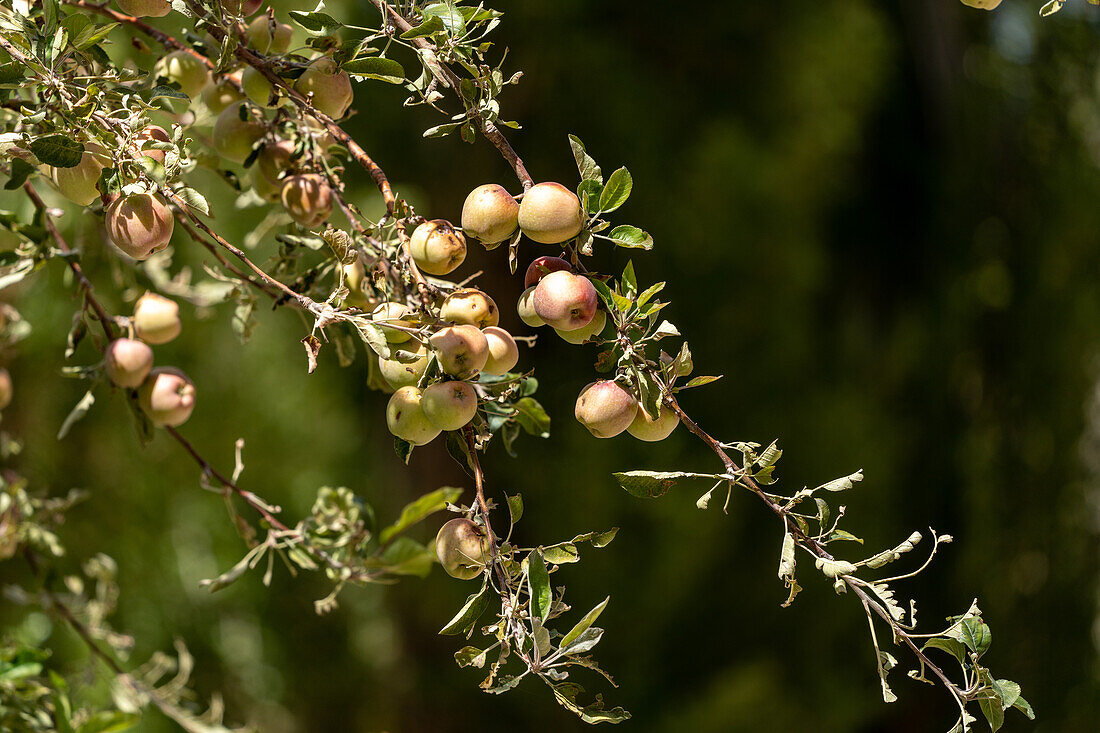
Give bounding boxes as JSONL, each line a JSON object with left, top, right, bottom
{"left": 138, "top": 367, "right": 196, "bottom": 427}
{"left": 153, "top": 51, "right": 210, "bottom": 100}
{"left": 378, "top": 343, "right": 430, "bottom": 388}
{"left": 435, "top": 518, "right": 490, "bottom": 580}
{"left": 212, "top": 101, "right": 265, "bottom": 164}
{"left": 532, "top": 271, "right": 597, "bottom": 331}
{"left": 227, "top": 0, "right": 264, "bottom": 17}
{"left": 481, "top": 326, "right": 519, "bottom": 375}
{"left": 575, "top": 380, "right": 638, "bottom": 438}
{"left": 556, "top": 309, "right": 605, "bottom": 344}
{"left": 295, "top": 57, "right": 353, "bottom": 119}
{"left": 105, "top": 192, "right": 175, "bottom": 260}
{"left": 429, "top": 325, "right": 488, "bottom": 378}
{"left": 115, "top": 0, "right": 170, "bottom": 18}
{"left": 132, "top": 292, "right": 181, "bottom": 344}
{"left": 627, "top": 404, "right": 679, "bottom": 442}
{"left": 202, "top": 72, "right": 245, "bottom": 115}
{"left": 516, "top": 286, "right": 545, "bottom": 328}
{"left": 51, "top": 144, "right": 106, "bottom": 206}
{"left": 422, "top": 380, "right": 478, "bottom": 431}
{"left": 461, "top": 183, "right": 519, "bottom": 244}
{"left": 385, "top": 385, "right": 441, "bottom": 445}
{"left": 524, "top": 255, "right": 572, "bottom": 288}
{"left": 341, "top": 254, "right": 371, "bottom": 308}
{"left": 104, "top": 338, "right": 154, "bottom": 388}
{"left": 246, "top": 15, "right": 293, "bottom": 54}
{"left": 518, "top": 182, "right": 584, "bottom": 244}
{"left": 0, "top": 367, "right": 11, "bottom": 410}
{"left": 409, "top": 219, "right": 466, "bottom": 276}
{"left": 251, "top": 168, "right": 282, "bottom": 202}
{"left": 440, "top": 288, "right": 498, "bottom": 328}
{"left": 135, "top": 126, "right": 171, "bottom": 165}
{"left": 280, "top": 173, "right": 332, "bottom": 228}
{"left": 256, "top": 138, "right": 295, "bottom": 182}
{"left": 242, "top": 66, "right": 276, "bottom": 107}
{"left": 371, "top": 301, "right": 414, "bottom": 344}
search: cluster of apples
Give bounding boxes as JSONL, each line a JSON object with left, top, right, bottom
{"left": 103, "top": 293, "right": 196, "bottom": 428}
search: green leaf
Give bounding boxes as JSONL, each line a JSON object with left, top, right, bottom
{"left": 606, "top": 224, "right": 652, "bottom": 250}
{"left": 288, "top": 10, "right": 344, "bottom": 35}
{"left": 568, "top": 134, "right": 603, "bottom": 182}
{"left": 173, "top": 186, "right": 209, "bottom": 216}
{"left": 513, "top": 397, "right": 550, "bottom": 437}
{"left": 548, "top": 681, "right": 631, "bottom": 724}
{"left": 343, "top": 56, "right": 405, "bottom": 84}
{"left": 958, "top": 617, "right": 991, "bottom": 657}
{"left": 599, "top": 167, "right": 632, "bottom": 212}
{"left": 72, "top": 22, "right": 119, "bottom": 51}
{"left": 559, "top": 596, "right": 609, "bottom": 650}
{"left": 923, "top": 637, "right": 967, "bottom": 664}
{"left": 528, "top": 551, "right": 551, "bottom": 623}
{"left": 77, "top": 711, "right": 141, "bottom": 733}
{"left": 507, "top": 493, "right": 523, "bottom": 525}
{"left": 57, "top": 389, "right": 95, "bottom": 440}
{"left": 577, "top": 179, "right": 604, "bottom": 215}
{"left": 379, "top": 536, "right": 433, "bottom": 577}
{"left": 400, "top": 15, "right": 446, "bottom": 39}
{"left": 146, "top": 85, "right": 190, "bottom": 102}
{"left": 613, "top": 470, "right": 720, "bottom": 499}
{"left": 1012, "top": 693, "right": 1035, "bottom": 720}
{"left": 979, "top": 692, "right": 1005, "bottom": 732}
{"left": 423, "top": 2, "right": 467, "bottom": 35}
{"left": 380, "top": 486, "right": 463, "bottom": 544}
{"left": 439, "top": 582, "right": 490, "bottom": 635}
{"left": 992, "top": 679, "right": 1020, "bottom": 709}
{"left": 4, "top": 158, "right": 35, "bottom": 190}
{"left": 453, "top": 646, "right": 488, "bottom": 669}
{"left": 818, "top": 470, "right": 864, "bottom": 492}
{"left": 30, "top": 135, "right": 84, "bottom": 168}
{"left": 541, "top": 543, "right": 578, "bottom": 564}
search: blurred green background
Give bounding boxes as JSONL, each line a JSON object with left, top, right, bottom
{"left": 3, "top": 0, "right": 1100, "bottom": 730}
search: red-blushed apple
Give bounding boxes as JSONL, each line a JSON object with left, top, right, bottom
{"left": 280, "top": 173, "right": 332, "bottom": 228}
{"left": 0, "top": 368, "right": 11, "bottom": 410}
{"left": 386, "top": 385, "right": 441, "bottom": 445}
{"left": 524, "top": 255, "right": 572, "bottom": 288}
{"left": 532, "top": 270, "right": 597, "bottom": 331}
{"left": 132, "top": 292, "right": 181, "bottom": 344}
{"left": 481, "top": 326, "right": 519, "bottom": 375}
{"left": 135, "top": 126, "right": 171, "bottom": 164}
{"left": 628, "top": 403, "right": 679, "bottom": 442}
{"left": 461, "top": 184, "right": 519, "bottom": 244}
{"left": 435, "top": 518, "right": 491, "bottom": 580}
{"left": 105, "top": 192, "right": 175, "bottom": 260}
{"left": 422, "top": 380, "right": 478, "bottom": 431}
{"left": 295, "top": 57, "right": 353, "bottom": 119}
{"left": 518, "top": 182, "right": 584, "bottom": 244}
{"left": 556, "top": 309, "right": 605, "bottom": 344}
{"left": 440, "top": 288, "right": 498, "bottom": 328}
{"left": 409, "top": 219, "right": 466, "bottom": 276}
{"left": 575, "top": 380, "right": 638, "bottom": 438}
{"left": 138, "top": 367, "right": 196, "bottom": 427}
{"left": 105, "top": 338, "right": 154, "bottom": 388}
{"left": 429, "top": 325, "right": 488, "bottom": 378}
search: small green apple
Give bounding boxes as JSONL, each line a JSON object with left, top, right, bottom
{"left": 481, "top": 326, "right": 519, "bottom": 375}
{"left": 378, "top": 343, "right": 430, "bottom": 389}
{"left": 371, "top": 301, "right": 414, "bottom": 344}
{"left": 409, "top": 219, "right": 466, "bottom": 276}
{"left": 627, "top": 404, "right": 679, "bottom": 442}
{"left": 435, "top": 518, "right": 491, "bottom": 580}
{"left": 212, "top": 101, "right": 265, "bottom": 164}
{"left": 386, "top": 385, "right": 441, "bottom": 445}
{"left": 422, "top": 380, "right": 478, "bottom": 431}
{"left": 555, "top": 309, "right": 605, "bottom": 344}
{"left": 516, "top": 286, "right": 545, "bottom": 328}
{"left": 132, "top": 292, "right": 181, "bottom": 344}
{"left": 295, "top": 57, "right": 353, "bottom": 119}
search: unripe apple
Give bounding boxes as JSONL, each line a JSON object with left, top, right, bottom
{"left": 518, "top": 182, "right": 584, "bottom": 244}
{"left": 153, "top": 51, "right": 210, "bottom": 100}
{"left": 280, "top": 173, "right": 332, "bottom": 228}
{"left": 461, "top": 183, "right": 518, "bottom": 244}
{"left": 627, "top": 404, "right": 679, "bottom": 442}
{"left": 104, "top": 338, "right": 154, "bottom": 389}
{"left": 516, "top": 286, "right": 544, "bottom": 328}
{"left": 295, "top": 57, "right": 353, "bottom": 119}
{"left": 246, "top": 15, "right": 293, "bottom": 54}
{"left": 481, "top": 326, "right": 519, "bottom": 375}
{"left": 0, "top": 368, "right": 11, "bottom": 410}
{"left": 371, "top": 301, "right": 413, "bottom": 344}
{"left": 105, "top": 192, "right": 174, "bottom": 260}
{"left": 51, "top": 144, "right": 106, "bottom": 206}
{"left": 524, "top": 255, "right": 572, "bottom": 288}
{"left": 132, "top": 292, "right": 181, "bottom": 344}
{"left": 440, "top": 288, "right": 498, "bottom": 328}
{"left": 251, "top": 168, "right": 281, "bottom": 202}
{"left": 429, "top": 325, "right": 488, "bottom": 379}
{"left": 435, "top": 518, "right": 490, "bottom": 580}
{"left": 256, "top": 138, "right": 295, "bottom": 182}
{"left": 575, "top": 380, "right": 638, "bottom": 438}
{"left": 242, "top": 66, "right": 276, "bottom": 107}
{"left": 138, "top": 367, "right": 196, "bottom": 427}
{"left": 212, "top": 101, "right": 265, "bottom": 164}
{"left": 202, "top": 72, "right": 245, "bottom": 115}
{"left": 385, "top": 385, "right": 441, "bottom": 446}
{"left": 556, "top": 309, "right": 605, "bottom": 345}
{"left": 532, "top": 271, "right": 597, "bottom": 331}
{"left": 341, "top": 254, "right": 371, "bottom": 308}
{"left": 115, "top": 0, "right": 170, "bottom": 17}
{"left": 422, "top": 380, "right": 478, "bottom": 431}
{"left": 378, "top": 343, "right": 429, "bottom": 388}
{"left": 135, "top": 125, "right": 171, "bottom": 164}
{"left": 409, "top": 219, "right": 466, "bottom": 276}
